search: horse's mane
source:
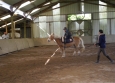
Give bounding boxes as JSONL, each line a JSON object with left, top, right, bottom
{"left": 54, "top": 36, "right": 60, "bottom": 38}
{"left": 51, "top": 33, "right": 61, "bottom": 38}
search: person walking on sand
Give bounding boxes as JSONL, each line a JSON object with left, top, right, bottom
{"left": 95, "top": 29, "right": 114, "bottom": 63}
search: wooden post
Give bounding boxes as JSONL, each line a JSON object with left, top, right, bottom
{"left": 24, "top": 19, "right": 26, "bottom": 38}
{"left": 31, "top": 21, "right": 34, "bottom": 38}
{"left": 11, "top": 16, "right": 15, "bottom": 39}
{"left": 5, "top": 21, "right": 8, "bottom": 33}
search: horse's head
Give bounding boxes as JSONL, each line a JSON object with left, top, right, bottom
{"left": 47, "top": 33, "right": 55, "bottom": 42}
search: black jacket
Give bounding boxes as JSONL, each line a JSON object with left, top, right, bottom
{"left": 64, "top": 29, "right": 72, "bottom": 39}
{"left": 97, "top": 34, "right": 106, "bottom": 48}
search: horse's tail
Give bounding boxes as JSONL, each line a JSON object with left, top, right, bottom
{"left": 79, "top": 37, "right": 85, "bottom": 52}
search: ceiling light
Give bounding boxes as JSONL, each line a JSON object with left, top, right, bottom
{"left": 1, "top": 15, "right": 11, "bottom": 20}
{"left": 52, "top": 3, "right": 60, "bottom": 9}
{"left": 43, "top": 2, "right": 50, "bottom": 6}
{"left": 1, "top": 18, "right": 24, "bottom": 28}
{"left": 19, "top": 0, "right": 35, "bottom": 9}
{"left": 31, "top": 8, "right": 40, "bottom": 14}
{"left": 15, "top": 18, "right": 23, "bottom": 22}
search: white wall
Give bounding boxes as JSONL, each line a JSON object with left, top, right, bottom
{"left": 92, "top": 20, "right": 100, "bottom": 36}
{"left": 111, "top": 19, "right": 115, "bottom": 34}
{"left": 0, "top": 39, "right": 34, "bottom": 55}
{"left": 33, "top": 35, "right": 115, "bottom": 46}
{"left": 0, "top": 36, "right": 114, "bottom": 55}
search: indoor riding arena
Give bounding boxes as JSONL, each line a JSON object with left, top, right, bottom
{"left": 0, "top": 0, "right": 115, "bottom": 83}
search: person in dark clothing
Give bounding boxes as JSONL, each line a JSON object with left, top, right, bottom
{"left": 63, "top": 27, "right": 72, "bottom": 43}
{"left": 95, "top": 29, "right": 114, "bottom": 63}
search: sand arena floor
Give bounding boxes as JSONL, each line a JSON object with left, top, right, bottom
{"left": 0, "top": 43, "right": 115, "bottom": 83}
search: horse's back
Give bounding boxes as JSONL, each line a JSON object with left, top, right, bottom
{"left": 55, "top": 37, "right": 80, "bottom": 47}
{"left": 73, "top": 36, "right": 81, "bottom": 46}
{"left": 73, "top": 36, "right": 80, "bottom": 41}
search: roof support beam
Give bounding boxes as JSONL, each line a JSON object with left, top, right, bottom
{"left": 13, "top": 0, "right": 36, "bottom": 12}
{"left": 84, "top": 1, "right": 115, "bottom": 8}
{"left": 13, "top": 0, "right": 33, "bottom": 6}
{"left": 0, "top": 18, "right": 23, "bottom": 28}
{"left": 0, "top": 0, "right": 32, "bottom": 20}
{"left": 24, "top": 0, "right": 55, "bottom": 21}
{"left": 26, "top": 0, "right": 53, "bottom": 13}
{"left": 58, "top": 0, "right": 115, "bottom": 8}
{"left": 33, "top": 2, "right": 58, "bottom": 20}
{"left": 33, "top": 2, "right": 75, "bottom": 17}
{"left": 13, "top": 0, "right": 28, "bottom": 13}
{"left": 100, "top": 0, "right": 115, "bottom": 8}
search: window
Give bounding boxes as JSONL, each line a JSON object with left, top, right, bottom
{"left": 68, "top": 14, "right": 91, "bottom": 21}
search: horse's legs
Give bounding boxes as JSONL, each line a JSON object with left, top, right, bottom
{"left": 77, "top": 48, "right": 81, "bottom": 55}
{"left": 62, "top": 44, "right": 65, "bottom": 57}
{"left": 73, "top": 44, "right": 77, "bottom": 56}
{"left": 58, "top": 47, "right": 62, "bottom": 53}
{"left": 78, "top": 50, "right": 81, "bottom": 55}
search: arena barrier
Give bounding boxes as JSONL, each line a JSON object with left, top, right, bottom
{"left": 0, "top": 38, "right": 34, "bottom": 55}
{"left": 0, "top": 35, "right": 115, "bottom": 55}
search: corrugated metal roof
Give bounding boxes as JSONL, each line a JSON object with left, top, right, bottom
{"left": 3, "top": 0, "right": 21, "bottom": 5}
{"left": 0, "top": 0, "right": 115, "bottom": 29}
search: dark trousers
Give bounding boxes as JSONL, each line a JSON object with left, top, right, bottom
{"left": 96, "top": 48, "right": 113, "bottom": 62}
